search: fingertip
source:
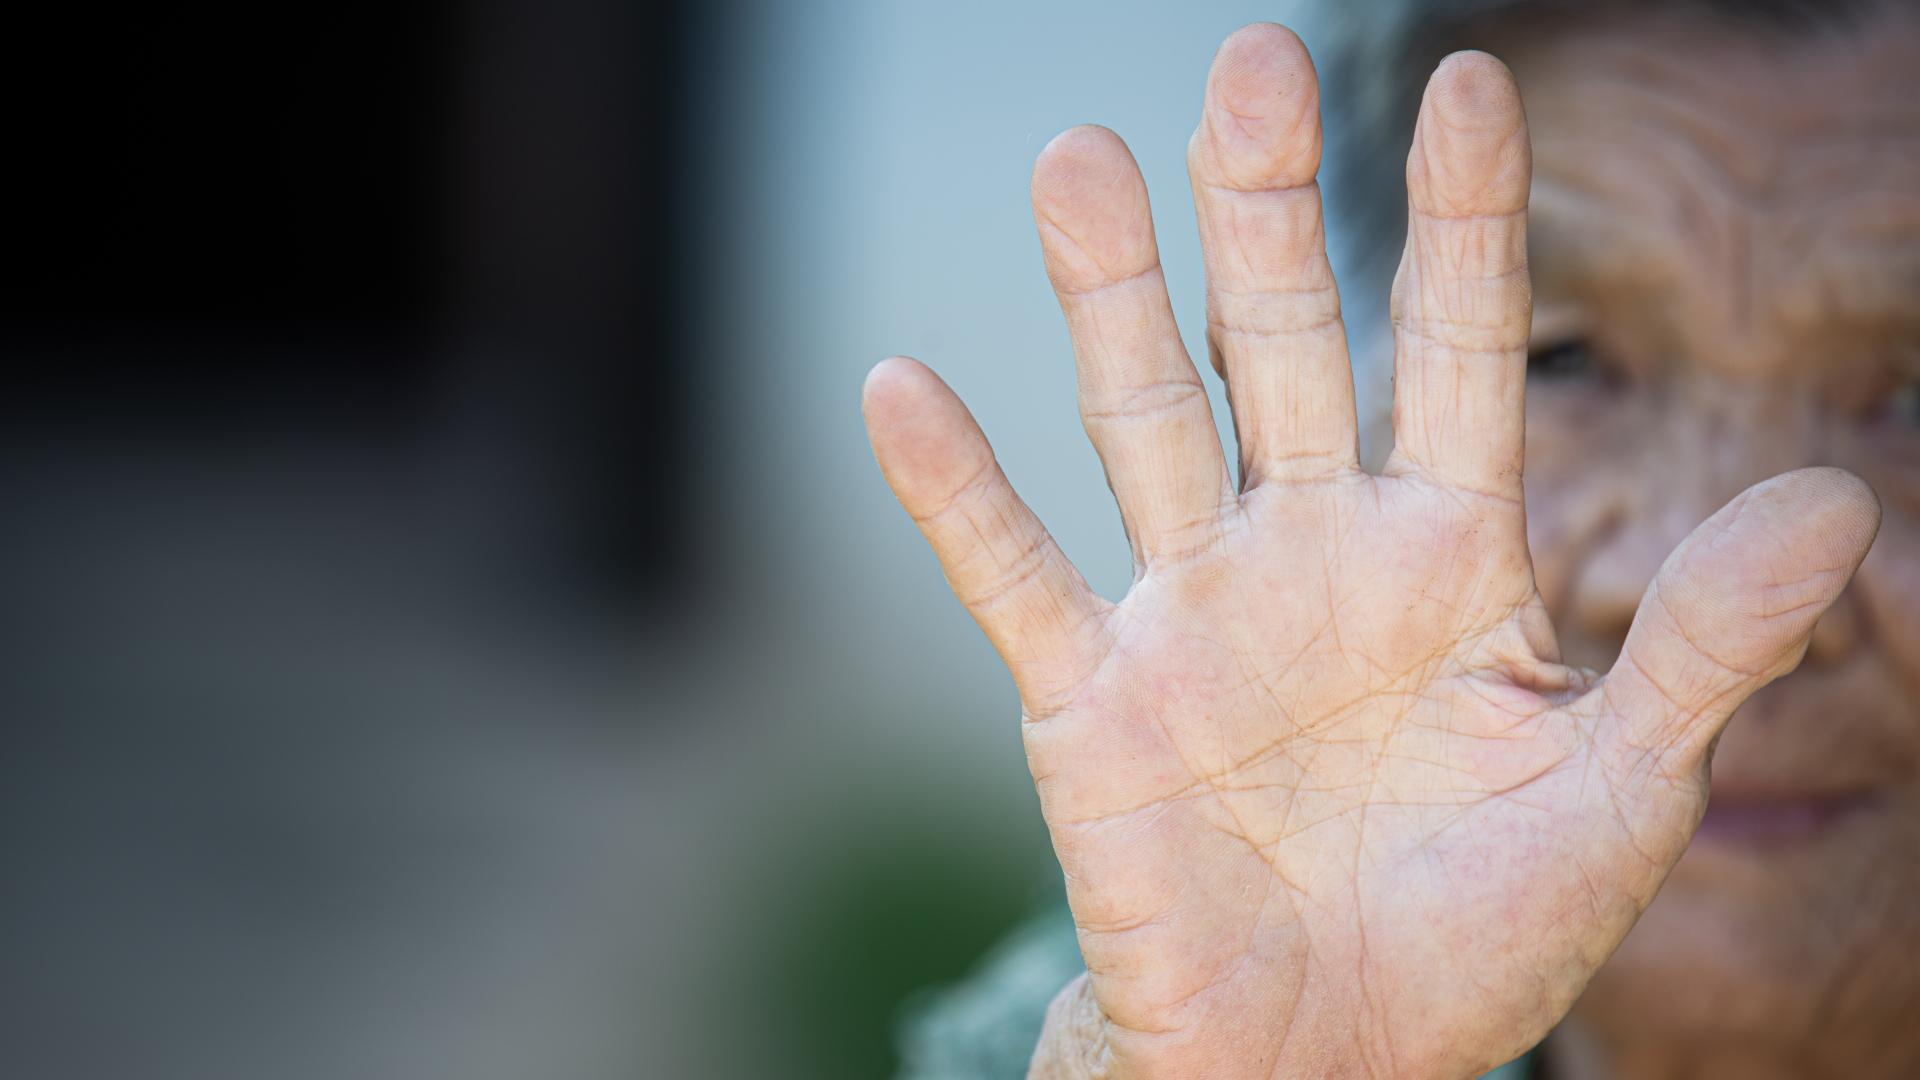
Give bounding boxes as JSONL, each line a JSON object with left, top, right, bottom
{"left": 1199, "top": 22, "right": 1320, "bottom": 189}
{"left": 1428, "top": 51, "right": 1523, "bottom": 128}
{"left": 1211, "top": 22, "right": 1315, "bottom": 116}
{"left": 861, "top": 357, "right": 991, "bottom": 506}
{"left": 1798, "top": 465, "right": 1880, "bottom": 520}
{"left": 1661, "top": 468, "right": 1883, "bottom": 648}
{"left": 862, "top": 355, "right": 931, "bottom": 417}
{"left": 1218, "top": 19, "right": 1306, "bottom": 55}
{"left": 1757, "top": 466, "right": 1883, "bottom": 561}
{"left": 1408, "top": 50, "right": 1530, "bottom": 216}
{"left": 863, "top": 355, "right": 955, "bottom": 447}
{"left": 1032, "top": 124, "right": 1135, "bottom": 205}
{"left": 1032, "top": 125, "right": 1157, "bottom": 289}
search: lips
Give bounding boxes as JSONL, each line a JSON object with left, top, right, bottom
{"left": 1692, "top": 790, "right": 1879, "bottom": 846}
{"left": 1681, "top": 656, "right": 1916, "bottom": 848}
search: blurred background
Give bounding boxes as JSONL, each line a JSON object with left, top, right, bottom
{"left": 0, "top": 1, "right": 1368, "bottom": 1076}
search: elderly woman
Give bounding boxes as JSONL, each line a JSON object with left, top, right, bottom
{"left": 867, "top": 1, "right": 1919, "bottom": 1077}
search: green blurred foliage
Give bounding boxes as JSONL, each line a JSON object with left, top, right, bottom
{"left": 745, "top": 808, "right": 1059, "bottom": 1078}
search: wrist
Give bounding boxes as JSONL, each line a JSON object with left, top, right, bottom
{"left": 1028, "top": 974, "right": 1114, "bottom": 1080}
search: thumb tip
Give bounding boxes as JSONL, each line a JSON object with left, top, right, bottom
{"left": 1759, "top": 467, "right": 1882, "bottom": 565}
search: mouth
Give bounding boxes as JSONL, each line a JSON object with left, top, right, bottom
{"left": 1691, "top": 790, "right": 1880, "bottom": 848}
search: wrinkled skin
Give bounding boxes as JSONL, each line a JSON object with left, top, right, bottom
{"left": 864, "top": 23, "right": 1885, "bottom": 1080}
{"left": 1505, "top": 11, "right": 1920, "bottom": 1080}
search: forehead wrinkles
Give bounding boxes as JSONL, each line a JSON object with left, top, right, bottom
{"left": 1511, "top": 15, "right": 1920, "bottom": 376}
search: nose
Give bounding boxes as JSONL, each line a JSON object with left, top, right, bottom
{"left": 1564, "top": 458, "right": 1863, "bottom": 670}
{"left": 1567, "top": 496, "right": 1695, "bottom": 649}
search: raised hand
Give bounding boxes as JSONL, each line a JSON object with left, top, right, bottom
{"left": 862, "top": 24, "right": 1880, "bottom": 1079}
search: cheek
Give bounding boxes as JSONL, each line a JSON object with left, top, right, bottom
{"left": 1523, "top": 388, "right": 1607, "bottom": 482}
{"left": 1852, "top": 421, "right": 1920, "bottom": 507}
{"left": 1825, "top": 418, "right": 1920, "bottom": 677}
{"left": 1852, "top": 504, "right": 1920, "bottom": 685}
{"left": 1521, "top": 387, "right": 1638, "bottom": 606}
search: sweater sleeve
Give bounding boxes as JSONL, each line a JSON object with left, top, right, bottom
{"left": 895, "top": 903, "right": 1538, "bottom": 1080}
{"left": 895, "top": 905, "right": 1083, "bottom": 1080}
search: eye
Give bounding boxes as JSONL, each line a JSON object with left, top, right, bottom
{"left": 1527, "top": 338, "right": 1598, "bottom": 381}
{"left": 1892, "top": 380, "right": 1920, "bottom": 426}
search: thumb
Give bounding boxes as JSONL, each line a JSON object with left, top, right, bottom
{"left": 1597, "top": 467, "right": 1881, "bottom": 770}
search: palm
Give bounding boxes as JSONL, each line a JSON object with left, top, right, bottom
{"left": 1033, "top": 478, "right": 1615, "bottom": 1075}
{"left": 864, "top": 24, "right": 1878, "bottom": 1080}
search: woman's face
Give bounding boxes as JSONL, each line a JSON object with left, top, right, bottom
{"left": 1499, "top": 11, "right": 1920, "bottom": 1073}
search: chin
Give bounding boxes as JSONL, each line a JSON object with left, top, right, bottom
{"left": 1571, "top": 784, "right": 1920, "bottom": 1071}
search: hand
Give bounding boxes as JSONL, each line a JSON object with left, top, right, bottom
{"left": 862, "top": 23, "right": 1880, "bottom": 1079}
